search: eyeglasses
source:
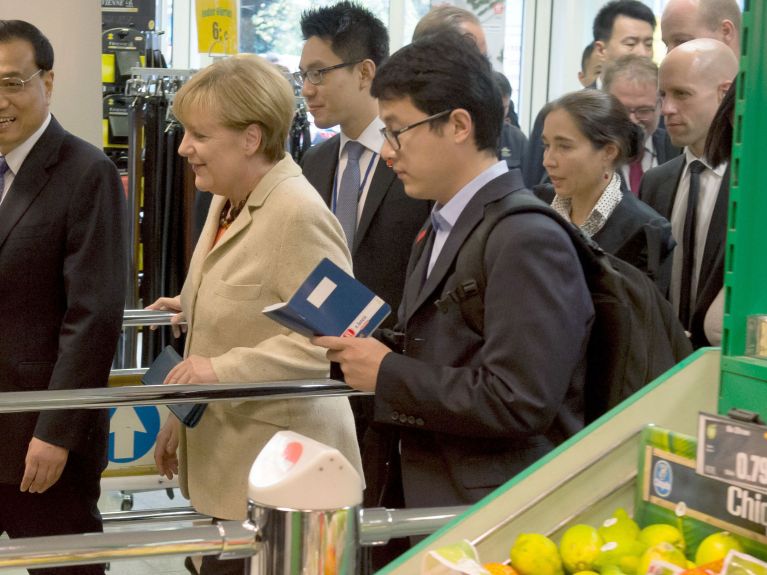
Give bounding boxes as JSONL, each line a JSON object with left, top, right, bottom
{"left": 380, "top": 110, "right": 453, "bottom": 151}
{"left": 292, "top": 60, "right": 363, "bottom": 86}
{"left": 0, "top": 69, "right": 43, "bottom": 95}
{"left": 625, "top": 103, "right": 659, "bottom": 122}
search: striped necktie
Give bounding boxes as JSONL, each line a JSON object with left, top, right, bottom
{"left": 336, "top": 141, "right": 365, "bottom": 248}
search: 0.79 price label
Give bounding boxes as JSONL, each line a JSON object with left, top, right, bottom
{"left": 697, "top": 412, "right": 767, "bottom": 493}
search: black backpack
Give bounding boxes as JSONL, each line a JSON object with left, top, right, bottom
{"left": 438, "top": 191, "right": 693, "bottom": 424}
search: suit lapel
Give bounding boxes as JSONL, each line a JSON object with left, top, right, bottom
{"left": 401, "top": 223, "right": 433, "bottom": 321}
{"left": 307, "top": 136, "right": 339, "bottom": 207}
{"left": 0, "top": 119, "right": 63, "bottom": 250}
{"left": 354, "top": 159, "right": 394, "bottom": 253}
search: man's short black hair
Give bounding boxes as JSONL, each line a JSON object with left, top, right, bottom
{"left": 300, "top": 1, "right": 389, "bottom": 67}
{"left": 494, "top": 71, "right": 512, "bottom": 98}
{"left": 371, "top": 30, "right": 501, "bottom": 154}
{"left": 581, "top": 41, "right": 596, "bottom": 72}
{"left": 0, "top": 20, "right": 54, "bottom": 71}
{"left": 593, "top": 0, "right": 656, "bottom": 42}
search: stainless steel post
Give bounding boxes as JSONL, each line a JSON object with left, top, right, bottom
{"left": 248, "top": 502, "right": 359, "bottom": 575}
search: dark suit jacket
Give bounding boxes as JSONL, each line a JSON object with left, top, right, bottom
{"left": 638, "top": 155, "right": 729, "bottom": 347}
{"left": 533, "top": 183, "right": 675, "bottom": 292}
{"left": 498, "top": 123, "right": 528, "bottom": 171}
{"left": 375, "top": 170, "right": 594, "bottom": 508}
{"left": 300, "top": 134, "right": 431, "bottom": 328}
{"left": 0, "top": 117, "right": 126, "bottom": 484}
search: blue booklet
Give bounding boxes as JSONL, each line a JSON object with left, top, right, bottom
{"left": 141, "top": 346, "right": 207, "bottom": 428}
{"left": 262, "top": 257, "right": 390, "bottom": 338}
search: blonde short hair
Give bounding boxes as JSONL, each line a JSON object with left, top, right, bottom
{"left": 173, "top": 54, "right": 293, "bottom": 162}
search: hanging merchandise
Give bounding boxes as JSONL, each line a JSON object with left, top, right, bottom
{"left": 120, "top": 69, "right": 199, "bottom": 367}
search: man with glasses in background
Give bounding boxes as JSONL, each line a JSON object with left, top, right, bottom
{"left": 603, "top": 55, "right": 681, "bottom": 195}
{"left": 296, "top": 0, "right": 431, "bottom": 533}
{"left": 314, "top": 29, "right": 593, "bottom": 515}
{"left": 0, "top": 20, "right": 125, "bottom": 574}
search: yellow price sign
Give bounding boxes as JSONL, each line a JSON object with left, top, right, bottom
{"left": 196, "top": 0, "right": 238, "bottom": 55}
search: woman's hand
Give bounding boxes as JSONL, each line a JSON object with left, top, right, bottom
{"left": 146, "top": 296, "right": 187, "bottom": 338}
{"left": 154, "top": 417, "right": 180, "bottom": 480}
{"left": 163, "top": 355, "right": 219, "bottom": 385}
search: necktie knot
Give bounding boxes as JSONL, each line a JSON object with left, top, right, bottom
{"left": 345, "top": 140, "right": 365, "bottom": 162}
{"left": 688, "top": 159, "right": 706, "bottom": 175}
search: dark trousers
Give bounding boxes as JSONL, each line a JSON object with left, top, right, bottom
{"left": 0, "top": 462, "right": 104, "bottom": 575}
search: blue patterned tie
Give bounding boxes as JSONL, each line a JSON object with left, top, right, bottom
{"left": 0, "top": 156, "right": 9, "bottom": 203}
{"left": 336, "top": 141, "right": 365, "bottom": 248}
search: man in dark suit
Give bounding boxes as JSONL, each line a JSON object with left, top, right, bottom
{"left": 0, "top": 21, "right": 126, "bottom": 574}
{"left": 524, "top": 0, "right": 657, "bottom": 187}
{"left": 639, "top": 39, "right": 737, "bottom": 348}
{"left": 314, "top": 31, "right": 593, "bottom": 510}
{"left": 297, "top": 3, "right": 431, "bottom": 524}
{"left": 603, "top": 55, "right": 682, "bottom": 195}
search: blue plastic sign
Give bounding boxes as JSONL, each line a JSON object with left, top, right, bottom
{"left": 108, "top": 406, "right": 161, "bottom": 463}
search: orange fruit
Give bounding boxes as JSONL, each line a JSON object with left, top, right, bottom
{"left": 485, "top": 563, "right": 519, "bottom": 575}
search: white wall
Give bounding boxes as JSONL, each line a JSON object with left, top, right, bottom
{"left": 1, "top": 0, "right": 103, "bottom": 148}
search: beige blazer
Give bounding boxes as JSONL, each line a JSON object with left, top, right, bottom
{"left": 178, "top": 155, "right": 362, "bottom": 519}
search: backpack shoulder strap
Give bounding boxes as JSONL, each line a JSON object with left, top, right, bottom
{"left": 448, "top": 191, "right": 593, "bottom": 335}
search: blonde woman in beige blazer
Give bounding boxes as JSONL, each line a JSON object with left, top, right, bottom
{"left": 147, "top": 55, "right": 362, "bottom": 564}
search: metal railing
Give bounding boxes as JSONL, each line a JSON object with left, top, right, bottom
{"left": 0, "top": 378, "right": 372, "bottom": 414}
{"left": 0, "top": 375, "right": 466, "bottom": 570}
{"left": 0, "top": 506, "right": 467, "bottom": 570}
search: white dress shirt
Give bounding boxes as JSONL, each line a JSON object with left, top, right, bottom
{"left": 0, "top": 113, "right": 52, "bottom": 206}
{"left": 669, "top": 148, "right": 727, "bottom": 316}
{"left": 337, "top": 117, "right": 385, "bottom": 225}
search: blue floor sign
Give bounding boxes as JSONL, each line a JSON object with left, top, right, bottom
{"left": 108, "top": 406, "right": 161, "bottom": 463}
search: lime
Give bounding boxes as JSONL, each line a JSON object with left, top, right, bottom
{"left": 694, "top": 531, "right": 744, "bottom": 565}
{"left": 510, "top": 533, "right": 564, "bottom": 575}
{"left": 638, "top": 523, "right": 685, "bottom": 552}
{"left": 636, "top": 542, "right": 688, "bottom": 575}
{"left": 559, "top": 524, "right": 603, "bottom": 573}
{"left": 594, "top": 538, "right": 647, "bottom": 574}
{"left": 598, "top": 508, "right": 640, "bottom": 544}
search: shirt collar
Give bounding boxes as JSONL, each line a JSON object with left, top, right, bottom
{"left": 551, "top": 171, "right": 623, "bottom": 237}
{"left": 4, "top": 113, "right": 52, "bottom": 175}
{"left": 339, "top": 116, "right": 385, "bottom": 158}
{"left": 683, "top": 147, "right": 727, "bottom": 177}
{"left": 431, "top": 160, "right": 509, "bottom": 232}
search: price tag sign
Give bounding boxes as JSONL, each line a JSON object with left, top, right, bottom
{"left": 195, "top": 0, "right": 238, "bottom": 55}
{"left": 697, "top": 412, "right": 767, "bottom": 494}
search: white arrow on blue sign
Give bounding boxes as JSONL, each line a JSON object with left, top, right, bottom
{"left": 108, "top": 406, "right": 161, "bottom": 463}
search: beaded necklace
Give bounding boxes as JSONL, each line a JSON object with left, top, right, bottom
{"left": 219, "top": 199, "right": 247, "bottom": 229}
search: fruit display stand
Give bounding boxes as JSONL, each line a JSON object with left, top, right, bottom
{"left": 378, "top": 348, "right": 724, "bottom": 573}
{"left": 380, "top": 1, "right": 767, "bottom": 572}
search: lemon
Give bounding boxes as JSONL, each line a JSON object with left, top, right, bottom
{"left": 636, "top": 542, "right": 688, "bottom": 575}
{"left": 598, "top": 508, "right": 640, "bottom": 544}
{"left": 559, "top": 524, "right": 603, "bottom": 573}
{"left": 510, "top": 533, "right": 564, "bottom": 575}
{"left": 573, "top": 572, "right": 600, "bottom": 575}
{"left": 694, "top": 531, "right": 744, "bottom": 565}
{"left": 594, "top": 538, "right": 647, "bottom": 574}
{"left": 638, "top": 523, "right": 685, "bottom": 552}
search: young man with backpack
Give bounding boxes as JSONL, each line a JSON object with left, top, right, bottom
{"left": 313, "top": 30, "right": 595, "bottom": 510}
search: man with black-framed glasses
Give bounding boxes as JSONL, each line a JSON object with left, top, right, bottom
{"left": 603, "top": 54, "right": 681, "bottom": 195}
{"left": 0, "top": 20, "right": 125, "bottom": 574}
{"left": 314, "top": 30, "right": 593, "bottom": 516}
{"left": 296, "top": 0, "right": 431, "bottom": 542}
